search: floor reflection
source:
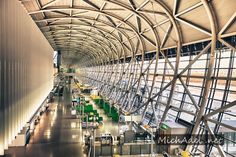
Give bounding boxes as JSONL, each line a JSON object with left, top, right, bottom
{"left": 5, "top": 85, "right": 85, "bottom": 157}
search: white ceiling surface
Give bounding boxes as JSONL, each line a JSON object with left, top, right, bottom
{"left": 20, "top": 0, "right": 236, "bottom": 65}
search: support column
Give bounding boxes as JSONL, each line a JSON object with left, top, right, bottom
{"left": 57, "top": 50, "right": 61, "bottom": 72}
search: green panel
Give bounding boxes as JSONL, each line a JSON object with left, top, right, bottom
{"left": 93, "top": 99, "right": 100, "bottom": 104}
{"left": 98, "top": 117, "right": 103, "bottom": 122}
{"left": 93, "top": 110, "right": 98, "bottom": 114}
{"left": 75, "top": 105, "right": 82, "bottom": 112}
{"left": 98, "top": 99, "right": 104, "bottom": 108}
{"left": 103, "top": 102, "right": 110, "bottom": 115}
{"left": 107, "top": 113, "right": 113, "bottom": 117}
{"left": 111, "top": 106, "right": 118, "bottom": 114}
{"left": 84, "top": 104, "right": 93, "bottom": 113}
{"left": 112, "top": 112, "right": 119, "bottom": 122}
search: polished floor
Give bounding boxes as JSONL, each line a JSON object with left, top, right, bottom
{"left": 3, "top": 85, "right": 176, "bottom": 157}
{"left": 90, "top": 100, "right": 119, "bottom": 137}
{"left": 5, "top": 85, "right": 86, "bottom": 157}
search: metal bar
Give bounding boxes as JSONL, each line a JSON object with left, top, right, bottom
{"left": 42, "top": 0, "right": 61, "bottom": 9}
{"left": 205, "top": 100, "right": 236, "bottom": 118}
{"left": 218, "top": 38, "right": 236, "bottom": 51}
{"left": 173, "top": 0, "right": 179, "bottom": 15}
{"left": 179, "top": 77, "right": 200, "bottom": 111}
{"left": 130, "top": 80, "right": 173, "bottom": 114}
{"left": 175, "top": 2, "right": 202, "bottom": 17}
{"left": 205, "top": 118, "right": 236, "bottom": 132}
{"left": 218, "top": 11, "right": 236, "bottom": 35}
{"left": 187, "top": 0, "right": 218, "bottom": 151}
{"left": 160, "top": 23, "right": 173, "bottom": 48}
{"left": 176, "top": 17, "right": 212, "bottom": 36}
{"left": 203, "top": 120, "right": 226, "bottom": 157}
{"left": 135, "top": 0, "right": 149, "bottom": 11}
{"left": 179, "top": 42, "right": 211, "bottom": 76}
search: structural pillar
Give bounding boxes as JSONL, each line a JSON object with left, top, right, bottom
{"left": 57, "top": 50, "right": 61, "bottom": 72}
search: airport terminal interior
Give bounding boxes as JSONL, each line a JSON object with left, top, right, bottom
{"left": 0, "top": 0, "right": 236, "bottom": 156}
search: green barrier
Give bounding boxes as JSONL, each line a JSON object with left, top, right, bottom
{"left": 98, "top": 99, "right": 104, "bottom": 108}
{"left": 93, "top": 98, "right": 119, "bottom": 123}
{"left": 84, "top": 104, "right": 93, "bottom": 113}
{"left": 98, "top": 117, "right": 103, "bottom": 122}
{"left": 103, "top": 102, "right": 110, "bottom": 115}
{"left": 75, "top": 105, "right": 82, "bottom": 112}
{"left": 93, "top": 99, "right": 100, "bottom": 105}
{"left": 111, "top": 106, "right": 117, "bottom": 114}
{"left": 93, "top": 110, "right": 98, "bottom": 114}
{"left": 75, "top": 105, "right": 96, "bottom": 113}
{"left": 112, "top": 112, "right": 119, "bottom": 122}
{"left": 76, "top": 100, "right": 105, "bottom": 123}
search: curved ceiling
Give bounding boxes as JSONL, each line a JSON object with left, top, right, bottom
{"left": 20, "top": 0, "right": 236, "bottom": 67}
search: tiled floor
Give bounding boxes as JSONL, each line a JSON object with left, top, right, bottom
{"left": 5, "top": 85, "right": 86, "bottom": 157}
